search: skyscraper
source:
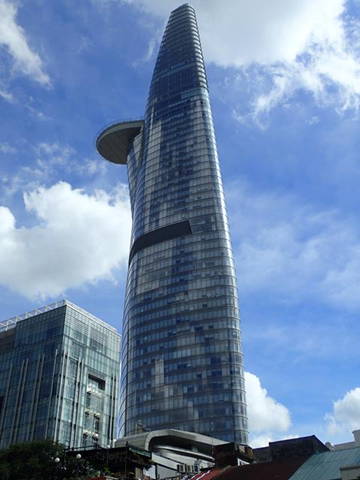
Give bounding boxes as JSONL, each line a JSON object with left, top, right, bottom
{"left": 96, "top": 4, "right": 248, "bottom": 444}
{"left": 0, "top": 300, "right": 120, "bottom": 449}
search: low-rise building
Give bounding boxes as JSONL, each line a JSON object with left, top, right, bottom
{"left": 115, "top": 429, "right": 228, "bottom": 478}
{"left": 0, "top": 300, "right": 120, "bottom": 449}
{"left": 332, "top": 430, "right": 360, "bottom": 451}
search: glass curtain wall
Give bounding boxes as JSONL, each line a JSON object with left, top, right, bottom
{"left": 0, "top": 301, "right": 120, "bottom": 449}
{"left": 119, "top": 4, "right": 248, "bottom": 443}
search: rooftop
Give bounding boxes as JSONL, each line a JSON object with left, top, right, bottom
{"left": 115, "top": 429, "right": 226, "bottom": 457}
{"left": 289, "top": 446, "right": 360, "bottom": 480}
{"left": 0, "top": 299, "right": 119, "bottom": 335}
{"left": 214, "top": 457, "right": 308, "bottom": 480}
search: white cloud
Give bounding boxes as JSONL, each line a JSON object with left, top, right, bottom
{"left": 250, "top": 434, "right": 300, "bottom": 449}
{"left": 246, "top": 320, "right": 360, "bottom": 363}
{"left": 0, "top": 142, "right": 108, "bottom": 201}
{"left": 126, "top": 0, "right": 345, "bottom": 66}
{"left": 227, "top": 180, "right": 360, "bottom": 310}
{"left": 0, "top": 142, "right": 16, "bottom": 154}
{"left": 249, "top": 434, "right": 274, "bottom": 449}
{"left": 123, "top": 0, "right": 360, "bottom": 119}
{"left": 25, "top": 103, "right": 51, "bottom": 121}
{"left": 0, "top": 87, "right": 13, "bottom": 103}
{"left": 245, "top": 372, "right": 291, "bottom": 436}
{"left": 0, "top": 182, "right": 131, "bottom": 299}
{"left": 325, "top": 388, "right": 360, "bottom": 436}
{"left": 0, "top": 0, "right": 50, "bottom": 85}
{"left": 35, "top": 142, "right": 107, "bottom": 177}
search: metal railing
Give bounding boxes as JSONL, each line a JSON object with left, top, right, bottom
{"left": 0, "top": 300, "right": 67, "bottom": 332}
{"left": 0, "top": 299, "right": 119, "bottom": 334}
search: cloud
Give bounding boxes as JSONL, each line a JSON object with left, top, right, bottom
{"left": 0, "top": 142, "right": 16, "bottom": 154}
{"left": 250, "top": 434, "right": 300, "bottom": 449}
{"left": 245, "top": 320, "right": 360, "bottom": 364}
{"left": 35, "top": 142, "right": 107, "bottom": 177}
{"left": 245, "top": 372, "right": 291, "bottom": 447}
{"left": 0, "top": 182, "right": 131, "bottom": 299}
{"left": 325, "top": 387, "right": 360, "bottom": 435}
{"left": 249, "top": 434, "right": 274, "bottom": 449}
{"left": 0, "top": 0, "right": 50, "bottom": 85}
{"left": 227, "top": 180, "right": 360, "bottom": 310}
{"left": 0, "top": 86, "right": 13, "bottom": 103}
{"left": 132, "top": 37, "right": 158, "bottom": 66}
{"left": 0, "top": 142, "right": 107, "bottom": 201}
{"left": 122, "top": 0, "right": 360, "bottom": 120}
{"left": 124, "top": 0, "right": 345, "bottom": 65}
{"left": 245, "top": 372, "right": 291, "bottom": 432}
{"left": 25, "top": 103, "right": 51, "bottom": 121}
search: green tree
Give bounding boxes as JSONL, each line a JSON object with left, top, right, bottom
{"left": 0, "top": 439, "right": 95, "bottom": 480}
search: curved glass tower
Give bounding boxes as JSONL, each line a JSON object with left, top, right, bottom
{"left": 97, "top": 4, "right": 248, "bottom": 444}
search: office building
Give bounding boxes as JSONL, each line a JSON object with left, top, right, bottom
{"left": 96, "top": 4, "right": 248, "bottom": 443}
{"left": 0, "top": 300, "right": 120, "bottom": 449}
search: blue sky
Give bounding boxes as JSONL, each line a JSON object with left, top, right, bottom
{"left": 1, "top": 0, "right": 360, "bottom": 447}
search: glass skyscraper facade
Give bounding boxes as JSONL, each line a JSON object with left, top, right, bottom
{"left": 97, "top": 4, "right": 248, "bottom": 444}
{"left": 0, "top": 300, "right": 120, "bottom": 449}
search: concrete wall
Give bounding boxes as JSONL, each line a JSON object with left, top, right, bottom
{"left": 340, "top": 465, "right": 360, "bottom": 480}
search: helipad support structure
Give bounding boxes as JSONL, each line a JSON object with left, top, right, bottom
{"left": 97, "top": 4, "right": 248, "bottom": 444}
{"left": 96, "top": 120, "right": 144, "bottom": 165}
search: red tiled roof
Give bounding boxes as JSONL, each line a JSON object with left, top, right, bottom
{"left": 215, "top": 457, "right": 308, "bottom": 480}
{"left": 190, "top": 468, "right": 224, "bottom": 480}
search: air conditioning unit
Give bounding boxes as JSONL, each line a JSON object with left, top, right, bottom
{"left": 177, "top": 465, "right": 186, "bottom": 473}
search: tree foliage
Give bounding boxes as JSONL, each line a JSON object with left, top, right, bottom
{"left": 0, "top": 440, "right": 96, "bottom": 480}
